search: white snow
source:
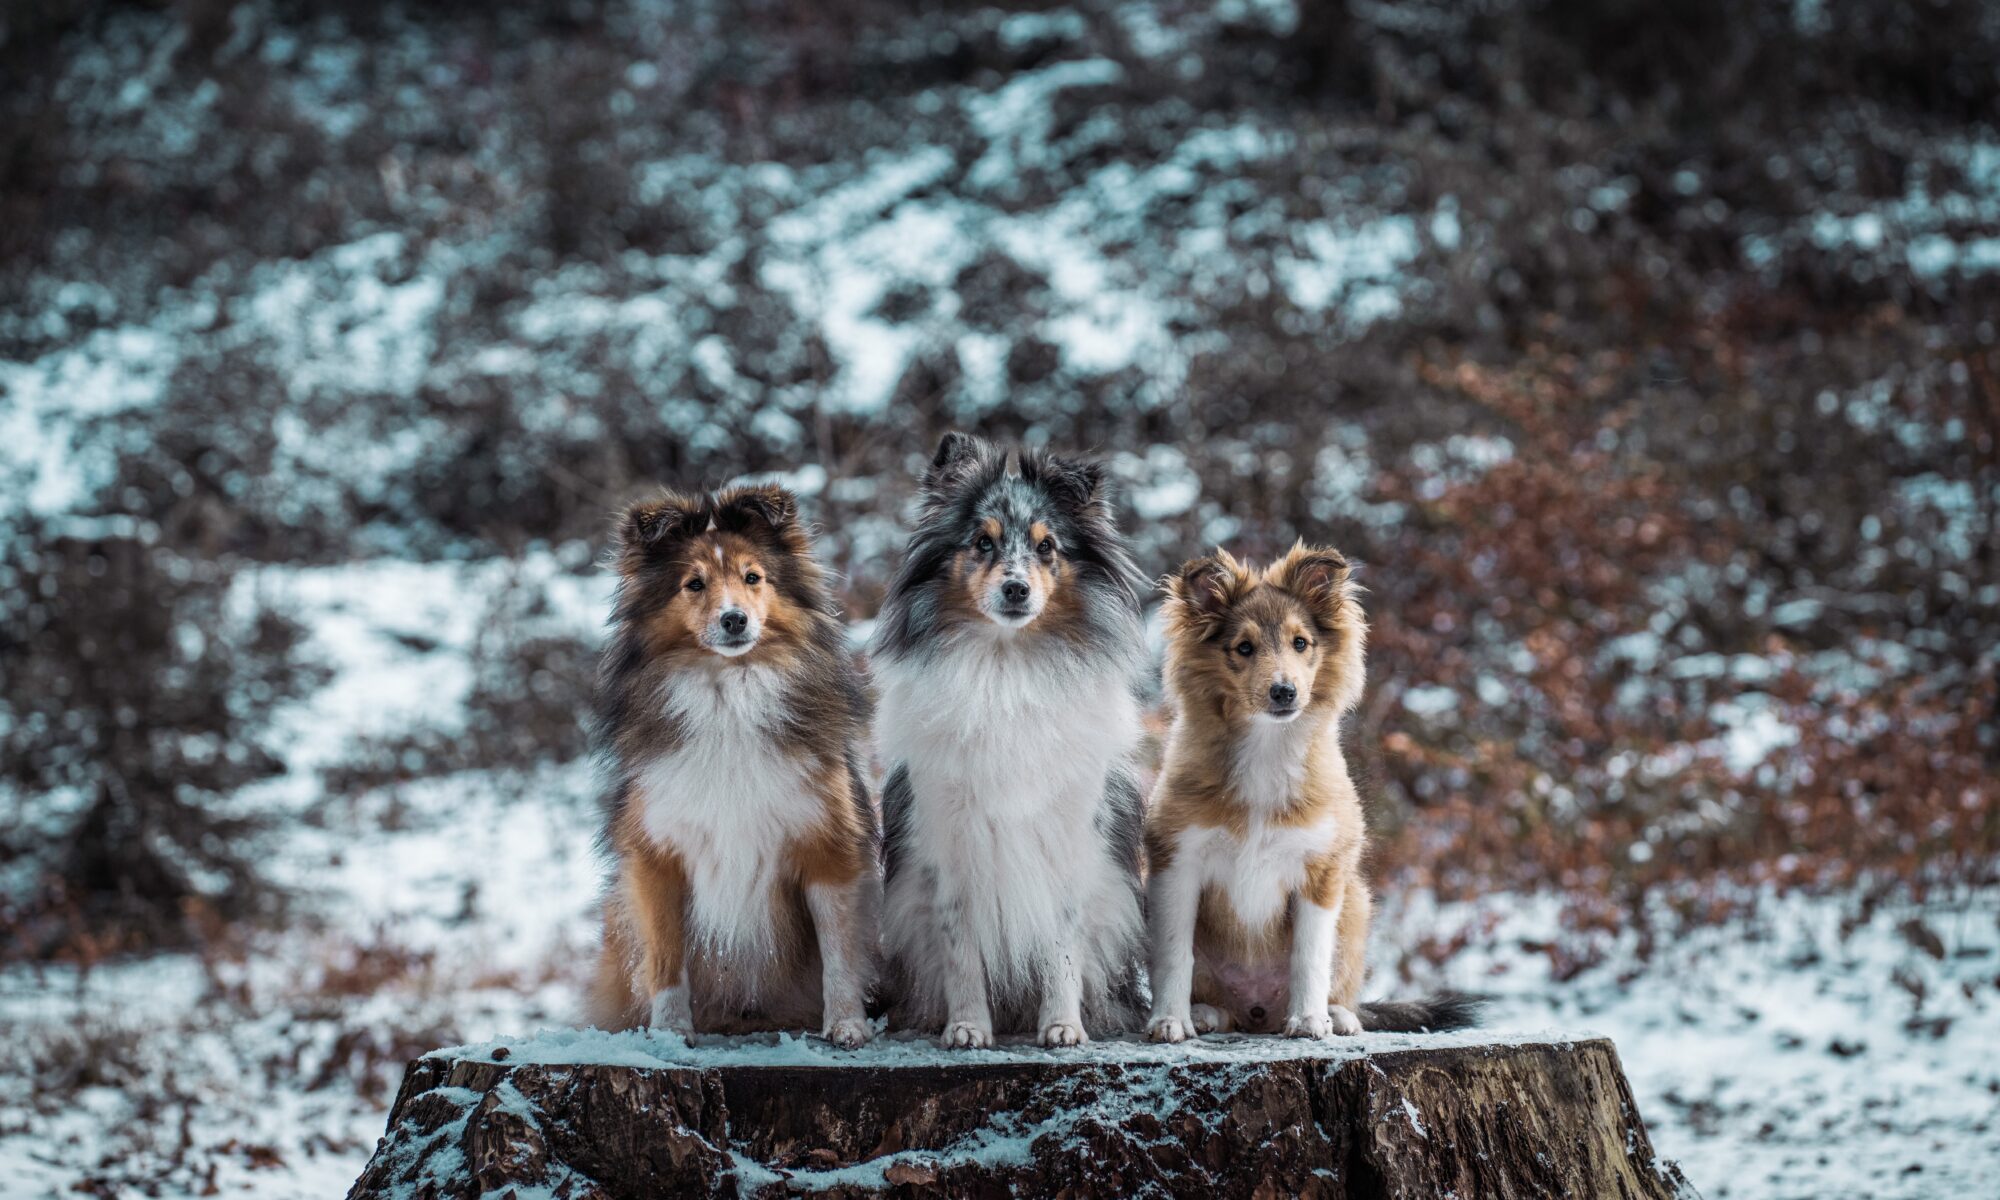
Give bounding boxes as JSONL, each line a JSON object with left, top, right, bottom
{"left": 1308, "top": 428, "right": 1408, "bottom": 528}
{"left": 438, "top": 1022, "right": 1582, "bottom": 1072}
{"left": 1779, "top": 137, "right": 2000, "bottom": 279}
{"left": 1378, "top": 888, "right": 2000, "bottom": 1200}
{"left": 1704, "top": 695, "right": 1802, "bottom": 776}
{"left": 249, "top": 233, "right": 445, "bottom": 401}
{"left": 1117, "top": 445, "right": 1203, "bottom": 520}
{"left": 0, "top": 325, "right": 179, "bottom": 517}
{"left": 964, "top": 59, "right": 1124, "bottom": 193}
{"left": 1399, "top": 1096, "right": 1428, "bottom": 1139}
{"left": 1401, "top": 685, "right": 1460, "bottom": 717}
{"left": 1277, "top": 216, "right": 1422, "bottom": 322}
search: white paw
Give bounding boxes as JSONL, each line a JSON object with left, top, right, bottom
{"left": 647, "top": 987, "right": 693, "bottom": 1036}
{"left": 822, "top": 1017, "right": 874, "bottom": 1049}
{"left": 1039, "top": 1020, "right": 1088, "bottom": 1048}
{"left": 1283, "top": 1011, "right": 1334, "bottom": 1039}
{"left": 1147, "top": 1014, "right": 1192, "bottom": 1043}
{"left": 1328, "top": 1004, "right": 1363, "bottom": 1036}
{"left": 1190, "top": 1003, "right": 1232, "bottom": 1034}
{"left": 941, "top": 1020, "right": 994, "bottom": 1049}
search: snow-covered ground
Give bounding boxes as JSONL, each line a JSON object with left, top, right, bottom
{"left": 1390, "top": 892, "right": 2000, "bottom": 1200}
{"left": 3, "top": 564, "right": 1992, "bottom": 1198}
{"left": 8, "top": 826, "right": 1992, "bottom": 1198}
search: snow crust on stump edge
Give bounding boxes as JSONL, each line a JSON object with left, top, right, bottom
{"left": 346, "top": 1031, "right": 1701, "bottom": 1199}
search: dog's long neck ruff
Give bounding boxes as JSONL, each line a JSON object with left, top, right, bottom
{"left": 1225, "top": 709, "right": 1335, "bottom": 816}
{"left": 877, "top": 622, "right": 1140, "bottom": 805}
{"left": 662, "top": 659, "right": 789, "bottom": 735}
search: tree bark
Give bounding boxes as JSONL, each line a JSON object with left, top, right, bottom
{"left": 348, "top": 1036, "right": 1697, "bottom": 1198}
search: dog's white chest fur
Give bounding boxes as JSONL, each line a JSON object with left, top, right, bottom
{"left": 634, "top": 666, "right": 818, "bottom": 956}
{"left": 876, "top": 636, "right": 1138, "bottom": 814}
{"left": 1227, "top": 716, "right": 1319, "bottom": 811}
{"left": 877, "top": 636, "right": 1141, "bottom": 985}
{"left": 1183, "top": 811, "right": 1338, "bottom": 931}
{"left": 1187, "top": 719, "right": 1341, "bottom": 930}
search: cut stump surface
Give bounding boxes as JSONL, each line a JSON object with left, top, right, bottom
{"left": 348, "top": 1029, "right": 1698, "bottom": 1198}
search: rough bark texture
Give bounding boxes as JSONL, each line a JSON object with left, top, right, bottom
{"left": 349, "top": 1037, "right": 1697, "bottom": 1199}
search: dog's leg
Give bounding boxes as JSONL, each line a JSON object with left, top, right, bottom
{"left": 807, "top": 878, "right": 875, "bottom": 1048}
{"left": 1145, "top": 849, "right": 1202, "bottom": 1042}
{"left": 1329, "top": 874, "right": 1372, "bottom": 1024}
{"left": 1284, "top": 893, "right": 1356, "bottom": 1038}
{"left": 1037, "top": 938, "right": 1088, "bottom": 1047}
{"left": 939, "top": 890, "right": 994, "bottom": 1048}
{"left": 623, "top": 849, "right": 694, "bottom": 1036}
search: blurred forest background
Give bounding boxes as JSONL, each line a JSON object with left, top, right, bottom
{"left": 1, "top": 1, "right": 1996, "bottom": 1197}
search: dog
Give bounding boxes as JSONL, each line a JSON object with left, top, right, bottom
{"left": 1145, "top": 545, "right": 1478, "bottom": 1041}
{"left": 586, "top": 484, "right": 879, "bottom": 1047}
{"left": 872, "top": 432, "right": 1148, "bottom": 1048}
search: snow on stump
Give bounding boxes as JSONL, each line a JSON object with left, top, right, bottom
{"left": 346, "top": 1030, "right": 1698, "bottom": 1198}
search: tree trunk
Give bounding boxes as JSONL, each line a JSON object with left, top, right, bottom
{"left": 348, "top": 1035, "right": 1698, "bottom": 1198}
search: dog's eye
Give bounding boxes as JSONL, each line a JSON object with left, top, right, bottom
{"left": 1235, "top": 640, "right": 1255, "bottom": 656}
{"left": 685, "top": 577, "right": 705, "bottom": 592}
{"left": 744, "top": 571, "right": 761, "bottom": 585}
{"left": 976, "top": 535, "right": 995, "bottom": 554}
{"left": 1293, "top": 636, "right": 1309, "bottom": 652}
{"left": 1037, "top": 538, "right": 1055, "bottom": 556}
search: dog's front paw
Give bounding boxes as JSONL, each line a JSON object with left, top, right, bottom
{"left": 1190, "top": 1003, "right": 1233, "bottom": 1034}
{"left": 1283, "top": 1011, "right": 1334, "bottom": 1039}
{"left": 941, "top": 1019, "right": 994, "bottom": 1049}
{"left": 1147, "top": 1014, "right": 1193, "bottom": 1043}
{"left": 822, "top": 1016, "right": 874, "bottom": 1049}
{"left": 1327, "top": 1004, "right": 1363, "bottom": 1036}
{"left": 1039, "top": 1020, "right": 1088, "bottom": 1048}
{"left": 647, "top": 987, "right": 694, "bottom": 1037}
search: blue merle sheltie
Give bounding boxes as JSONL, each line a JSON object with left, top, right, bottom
{"left": 872, "top": 432, "right": 1148, "bottom": 1048}
{"left": 587, "top": 484, "right": 879, "bottom": 1047}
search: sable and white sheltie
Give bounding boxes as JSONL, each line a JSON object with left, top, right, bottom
{"left": 587, "top": 485, "right": 879, "bottom": 1047}
{"left": 873, "top": 432, "right": 1148, "bottom": 1048}
{"left": 1145, "top": 545, "right": 1477, "bottom": 1041}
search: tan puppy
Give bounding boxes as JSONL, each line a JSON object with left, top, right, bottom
{"left": 1145, "top": 545, "right": 1476, "bottom": 1040}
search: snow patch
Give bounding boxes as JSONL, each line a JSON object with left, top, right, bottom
{"left": 1277, "top": 216, "right": 1421, "bottom": 322}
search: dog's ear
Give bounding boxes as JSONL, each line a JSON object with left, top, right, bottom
{"left": 617, "top": 491, "right": 704, "bottom": 569}
{"left": 921, "top": 431, "right": 991, "bottom": 496}
{"left": 1270, "top": 543, "right": 1351, "bottom": 613}
{"left": 716, "top": 484, "right": 799, "bottom": 533}
{"left": 1166, "top": 553, "right": 1242, "bottom": 637}
{"left": 1039, "top": 454, "right": 1106, "bottom": 515}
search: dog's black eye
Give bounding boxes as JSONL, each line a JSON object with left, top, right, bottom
{"left": 1293, "top": 636, "right": 1309, "bottom": 652}
{"left": 976, "top": 535, "right": 995, "bottom": 554}
{"left": 744, "top": 571, "right": 761, "bottom": 585}
{"left": 1236, "top": 640, "right": 1255, "bottom": 656}
{"left": 685, "top": 577, "right": 705, "bottom": 592}
{"left": 1037, "top": 538, "right": 1055, "bottom": 556}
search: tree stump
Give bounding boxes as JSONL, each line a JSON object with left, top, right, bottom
{"left": 347, "top": 1030, "right": 1698, "bottom": 1198}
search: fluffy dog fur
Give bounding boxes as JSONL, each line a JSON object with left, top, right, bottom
{"left": 586, "top": 484, "right": 880, "bottom": 1047}
{"left": 1145, "top": 545, "right": 1478, "bottom": 1041}
{"left": 873, "top": 432, "right": 1148, "bottom": 1048}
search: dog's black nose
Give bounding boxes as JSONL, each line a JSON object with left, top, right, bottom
{"left": 1269, "top": 682, "right": 1297, "bottom": 707}
{"left": 1001, "top": 579, "right": 1030, "bottom": 605}
{"left": 720, "top": 609, "right": 748, "bottom": 636}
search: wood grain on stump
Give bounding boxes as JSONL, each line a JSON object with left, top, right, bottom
{"left": 347, "top": 1033, "right": 1698, "bottom": 1198}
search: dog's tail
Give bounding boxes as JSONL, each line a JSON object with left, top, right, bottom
{"left": 1357, "top": 989, "right": 1485, "bottom": 1033}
